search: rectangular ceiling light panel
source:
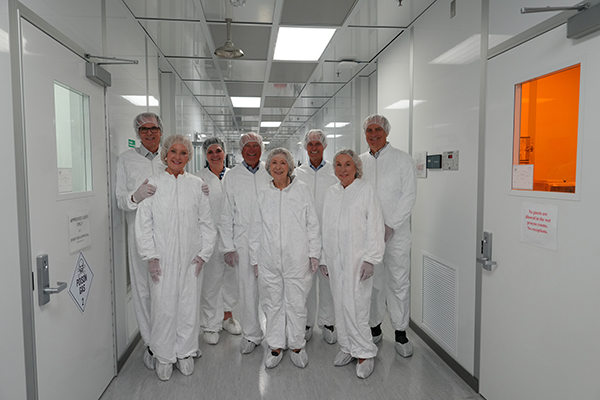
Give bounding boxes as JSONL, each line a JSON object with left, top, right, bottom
{"left": 231, "top": 96, "right": 261, "bottom": 108}
{"left": 274, "top": 27, "right": 336, "bottom": 61}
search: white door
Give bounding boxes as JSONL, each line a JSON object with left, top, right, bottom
{"left": 21, "top": 19, "right": 115, "bottom": 400}
{"left": 480, "top": 25, "right": 600, "bottom": 400}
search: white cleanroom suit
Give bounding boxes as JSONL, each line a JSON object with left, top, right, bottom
{"left": 135, "top": 170, "right": 217, "bottom": 364}
{"left": 295, "top": 161, "right": 338, "bottom": 330}
{"left": 195, "top": 167, "right": 239, "bottom": 333}
{"left": 219, "top": 162, "right": 271, "bottom": 345}
{"left": 116, "top": 147, "right": 165, "bottom": 346}
{"left": 322, "top": 179, "right": 385, "bottom": 359}
{"left": 360, "top": 144, "right": 417, "bottom": 332}
{"left": 249, "top": 178, "right": 321, "bottom": 350}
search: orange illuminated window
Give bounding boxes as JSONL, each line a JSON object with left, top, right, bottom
{"left": 512, "top": 64, "right": 580, "bottom": 193}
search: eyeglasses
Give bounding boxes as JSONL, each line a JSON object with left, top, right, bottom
{"left": 139, "top": 126, "right": 160, "bottom": 134}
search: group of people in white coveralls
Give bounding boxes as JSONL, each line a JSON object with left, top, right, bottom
{"left": 116, "top": 112, "right": 416, "bottom": 381}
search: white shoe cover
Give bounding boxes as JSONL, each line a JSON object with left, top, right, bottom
{"left": 204, "top": 331, "right": 220, "bottom": 345}
{"left": 240, "top": 338, "right": 257, "bottom": 354}
{"left": 265, "top": 349, "right": 283, "bottom": 369}
{"left": 356, "top": 358, "right": 374, "bottom": 379}
{"left": 222, "top": 317, "right": 242, "bottom": 335}
{"left": 333, "top": 350, "right": 354, "bottom": 366}
{"left": 156, "top": 361, "right": 173, "bottom": 381}
{"left": 304, "top": 326, "right": 313, "bottom": 341}
{"left": 290, "top": 349, "right": 309, "bottom": 368}
{"left": 395, "top": 340, "right": 414, "bottom": 358}
{"left": 372, "top": 333, "right": 383, "bottom": 344}
{"left": 176, "top": 357, "right": 195, "bottom": 376}
{"left": 143, "top": 347, "right": 155, "bottom": 370}
{"left": 323, "top": 327, "right": 337, "bottom": 344}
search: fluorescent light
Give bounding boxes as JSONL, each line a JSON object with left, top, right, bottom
{"left": 260, "top": 121, "right": 282, "bottom": 128}
{"left": 263, "top": 141, "right": 270, "bottom": 144}
{"left": 326, "top": 134, "right": 342, "bottom": 138}
{"left": 430, "top": 34, "right": 512, "bottom": 65}
{"left": 325, "top": 122, "right": 349, "bottom": 128}
{"left": 385, "top": 100, "right": 426, "bottom": 110}
{"left": 122, "top": 95, "right": 159, "bottom": 107}
{"left": 231, "top": 97, "right": 261, "bottom": 108}
{"left": 274, "top": 27, "right": 336, "bottom": 61}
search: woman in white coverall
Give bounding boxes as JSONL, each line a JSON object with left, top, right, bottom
{"left": 136, "top": 135, "right": 217, "bottom": 381}
{"left": 321, "top": 149, "right": 385, "bottom": 379}
{"left": 195, "top": 138, "right": 242, "bottom": 345}
{"left": 250, "top": 148, "right": 321, "bottom": 369}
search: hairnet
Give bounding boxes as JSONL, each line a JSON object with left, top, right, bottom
{"left": 202, "top": 137, "right": 226, "bottom": 154}
{"left": 334, "top": 148, "right": 363, "bottom": 179}
{"left": 239, "top": 132, "right": 264, "bottom": 151}
{"left": 303, "top": 129, "right": 328, "bottom": 149}
{"left": 133, "top": 112, "right": 164, "bottom": 138}
{"left": 161, "top": 134, "right": 193, "bottom": 166}
{"left": 266, "top": 147, "right": 295, "bottom": 178}
{"left": 362, "top": 114, "right": 391, "bottom": 135}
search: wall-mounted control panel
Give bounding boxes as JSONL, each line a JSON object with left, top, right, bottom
{"left": 426, "top": 154, "right": 442, "bottom": 169}
{"left": 442, "top": 150, "right": 459, "bottom": 170}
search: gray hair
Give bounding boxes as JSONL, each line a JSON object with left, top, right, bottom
{"left": 303, "top": 129, "right": 328, "bottom": 149}
{"left": 266, "top": 147, "right": 295, "bottom": 178}
{"left": 161, "top": 134, "right": 193, "bottom": 166}
{"left": 334, "top": 148, "right": 363, "bottom": 179}
{"left": 239, "top": 132, "right": 264, "bottom": 151}
{"left": 133, "top": 112, "right": 163, "bottom": 139}
{"left": 362, "top": 114, "right": 390, "bottom": 135}
{"left": 202, "top": 137, "right": 226, "bottom": 154}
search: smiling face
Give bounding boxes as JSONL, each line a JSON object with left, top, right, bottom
{"left": 335, "top": 153, "right": 357, "bottom": 188}
{"left": 241, "top": 141, "right": 262, "bottom": 168}
{"left": 165, "top": 143, "right": 189, "bottom": 176}
{"left": 269, "top": 156, "right": 289, "bottom": 181}
{"left": 206, "top": 144, "right": 225, "bottom": 173}
{"left": 138, "top": 119, "right": 162, "bottom": 153}
{"left": 364, "top": 123, "right": 388, "bottom": 154}
{"left": 306, "top": 140, "right": 324, "bottom": 167}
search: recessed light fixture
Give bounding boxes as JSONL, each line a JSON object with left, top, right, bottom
{"left": 122, "top": 95, "right": 159, "bottom": 107}
{"left": 385, "top": 100, "right": 426, "bottom": 110}
{"left": 263, "top": 141, "right": 271, "bottom": 144}
{"left": 231, "top": 97, "right": 261, "bottom": 108}
{"left": 326, "top": 134, "right": 342, "bottom": 138}
{"left": 260, "top": 121, "right": 282, "bottom": 127}
{"left": 274, "top": 27, "right": 336, "bottom": 61}
{"left": 325, "top": 122, "right": 349, "bottom": 128}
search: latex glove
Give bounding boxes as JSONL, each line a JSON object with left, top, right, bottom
{"left": 253, "top": 264, "right": 258, "bottom": 278}
{"left": 201, "top": 182, "right": 210, "bottom": 196}
{"left": 193, "top": 256, "right": 205, "bottom": 277}
{"left": 359, "top": 261, "right": 374, "bottom": 281}
{"left": 384, "top": 225, "right": 394, "bottom": 243}
{"left": 309, "top": 257, "right": 319, "bottom": 274}
{"left": 224, "top": 251, "right": 239, "bottom": 268}
{"left": 319, "top": 265, "right": 329, "bottom": 279}
{"left": 148, "top": 259, "right": 161, "bottom": 283}
{"left": 133, "top": 179, "right": 156, "bottom": 203}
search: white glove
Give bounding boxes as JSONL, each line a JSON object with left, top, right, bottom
{"left": 133, "top": 179, "right": 156, "bottom": 203}
{"left": 201, "top": 182, "right": 210, "bottom": 196}
{"left": 224, "top": 251, "right": 239, "bottom": 268}
{"left": 359, "top": 261, "right": 374, "bottom": 281}
{"left": 148, "top": 259, "right": 161, "bottom": 283}
{"left": 309, "top": 257, "right": 319, "bottom": 274}
{"left": 384, "top": 225, "right": 394, "bottom": 243}
{"left": 253, "top": 264, "right": 258, "bottom": 278}
{"left": 319, "top": 265, "right": 329, "bottom": 279}
{"left": 193, "top": 256, "right": 205, "bottom": 277}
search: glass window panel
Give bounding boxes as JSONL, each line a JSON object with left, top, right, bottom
{"left": 54, "top": 82, "right": 92, "bottom": 193}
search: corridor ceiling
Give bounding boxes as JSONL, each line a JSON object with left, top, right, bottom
{"left": 121, "top": 0, "right": 434, "bottom": 149}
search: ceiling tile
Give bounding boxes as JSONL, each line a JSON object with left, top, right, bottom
{"left": 219, "top": 60, "right": 268, "bottom": 81}
{"left": 226, "top": 82, "right": 263, "bottom": 97}
{"left": 123, "top": 0, "right": 200, "bottom": 20}
{"left": 210, "top": 23, "right": 271, "bottom": 60}
{"left": 200, "top": 0, "right": 276, "bottom": 23}
{"left": 140, "top": 20, "right": 211, "bottom": 57}
{"left": 269, "top": 62, "right": 318, "bottom": 83}
{"left": 280, "top": 0, "right": 359, "bottom": 26}
{"left": 264, "top": 96, "right": 296, "bottom": 108}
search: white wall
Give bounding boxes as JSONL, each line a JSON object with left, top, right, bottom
{"left": 377, "top": 0, "right": 483, "bottom": 374}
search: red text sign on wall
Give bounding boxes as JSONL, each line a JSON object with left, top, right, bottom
{"left": 520, "top": 202, "right": 558, "bottom": 251}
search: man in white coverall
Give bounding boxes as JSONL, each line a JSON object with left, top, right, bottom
{"left": 295, "top": 129, "right": 338, "bottom": 344}
{"left": 115, "top": 112, "right": 165, "bottom": 370}
{"left": 359, "top": 114, "right": 417, "bottom": 357}
{"left": 219, "top": 132, "right": 271, "bottom": 354}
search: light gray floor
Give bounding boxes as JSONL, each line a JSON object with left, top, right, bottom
{"left": 100, "top": 316, "right": 483, "bottom": 400}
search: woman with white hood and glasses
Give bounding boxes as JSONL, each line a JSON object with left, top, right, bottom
{"left": 136, "top": 134, "right": 217, "bottom": 381}
{"left": 321, "top": 149, "right": 385, "bottom": 379}
{"left": 195, "top": 137, "right": 242, "bottom": 345}
{"left": 249, "top": 148, "right": 321, "bottom": 369}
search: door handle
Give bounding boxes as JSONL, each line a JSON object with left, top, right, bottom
{"left": 37, "top": 254, "right": 67, "bottom": 306}
{"left": 476, "top": 257, "right": 497, "bottom": 271}
{"left": 477, "top": 232, "right": 497, "bottom": 271}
